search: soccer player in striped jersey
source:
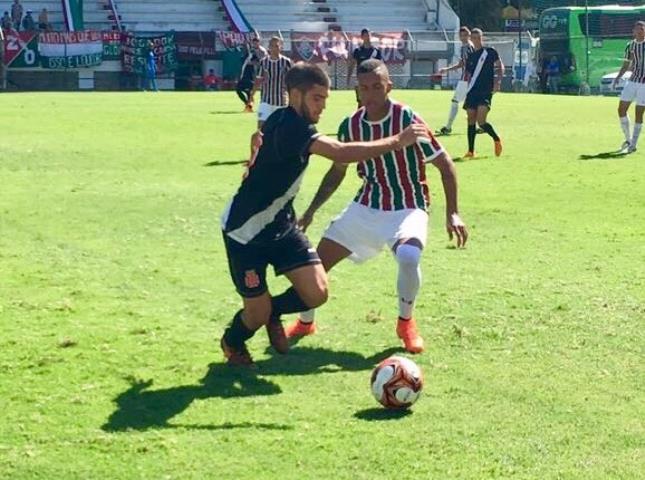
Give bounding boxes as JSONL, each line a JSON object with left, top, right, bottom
{"left": 437, "top": 26, "right": 475, "bottom": 136}
{"left": 220, "top": 62, "right": 431, "bottom": 366}
{"left": 237, "top": 37, "right": 266, "bottom": 112}
{"left": 285, "top": 59, "right": 468, "bottom": 354}
{"left": 250, "top": 36, "right": 292, "bottom": 128}
{"left": 614, "top": 21, "right": 645, "bottom": 154}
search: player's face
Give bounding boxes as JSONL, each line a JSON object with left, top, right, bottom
{"left": 269, "top": 41, "right": 281, "bottom": 56}
{"left": 357, "top": 70, "right": 392, "bottom": 112}
{"left": 459, "top": 31, "right": 470, "bottom": 44}
{"left": 471, "top": 32, "right": 482, "bottom": 48}
{"left": 634, "top": 24, "right": 645, "bottom": 41}
{"left": 361, "top": 32, "right": 370, "bottom": 44}
{"left": 302, "top": 85, "right": 329, "bottom": 124}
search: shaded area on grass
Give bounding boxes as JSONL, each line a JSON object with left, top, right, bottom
{"left": 103, "top": 346, "right": 401, "bottom": 432}
{"left": 203, "top": 159, "right": 248, "bottom": 167}
{"left": 579, "top": 150, "right": 630, "bottom": 160}
{"left": 354, "top": 407, "right": 413, "bottom": 421}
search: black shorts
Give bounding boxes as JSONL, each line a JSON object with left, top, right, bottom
{"left": 463, "top": 91, "right": 493, "bottom": 111}
{"left": 223, "top": 228, "right": 321, "bottom": 298}
{"left": 237, "top": 79, "right": 253, "bottom": 91}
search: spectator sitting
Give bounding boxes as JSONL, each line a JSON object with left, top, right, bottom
{"left": 11, "top": 0, "right": 22, "bottom": 30}
{"left": 204, "top": 69, "right": 221, "bottom": 91}
{"left": 22, "top": 10, "right": 35, "bottom": 31}
{"left": 1, "top": 11, "right": 12, "bottom": 31}
{"left": 38, "top": 8, "right": 50, "bottom": 31}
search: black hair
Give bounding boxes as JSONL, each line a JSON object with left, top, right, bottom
{"left": 357, "top": 59, "right": 388, "bottom": 76}
{"left": 459, "top": 26, "right": 471, "bottom": 35}
{"left": 361, "top": 28, "right": 370, "bottom": 35}
{"left": 285, "top": 62, "right": 330, "bottom": 93}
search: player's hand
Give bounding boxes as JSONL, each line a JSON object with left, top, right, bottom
{"left": 298, "top": 210, "right": 314, "bottom": 232}
{"left": 397, "top": 124, "right": 430, "bottom": 148}
{"left": 447, "top": 213, "right": 468, "bottom": 248}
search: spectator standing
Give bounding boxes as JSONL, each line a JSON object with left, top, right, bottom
{"left": 38, "top": 8, "right": 50, "bottom": 31}
{"left": 144, "top": 41, "right": 158, "bottom": 91}
{"left": 546, "top": 56, "right": 561, "bottom": 94}
{"left": 1, "top": 11, "right": 11, "bottom": 31}
{"left": 22, "top": 10, "right": 35, "bottom": 31}
{"left": 11, "top": 0, "right": 22, "bottom": 31}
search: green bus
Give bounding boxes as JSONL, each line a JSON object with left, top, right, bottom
{"left": 539, "top": 5, "right": 645, "bottom": 90}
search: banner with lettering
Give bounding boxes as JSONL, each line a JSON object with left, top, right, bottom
{"left": 216, "top": 31, "right": 255, "bottom": 51}
{"left": 176, "top": 32, "right": 216, "bottom": 60}
{"left": 122, "top": 32, "right": 177, "bottom": 74}
{"left": 290, "top": 31, "right": 348, "bottom": 64}
{"left": 39, "top": 31, "right": 102, "bottom": 69}
{"left": 347, "top": 32, "right": 408, "bottom": 64}
{"left": 102, "top": 31, "right": 122, "bottom": 60}
{"left": 3, "top": 29, "right": 38, "bottom": 67}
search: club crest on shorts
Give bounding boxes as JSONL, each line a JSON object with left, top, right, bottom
{"left": 244, "top": 270, "right": 260, "bottom": 289}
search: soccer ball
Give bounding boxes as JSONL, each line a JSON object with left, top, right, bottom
{"left": 370, "top": 356, "right": 423, "bottom": 409}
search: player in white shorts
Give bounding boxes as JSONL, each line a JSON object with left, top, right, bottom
{"left": 284, "top": 59, "right": 468, "bottom": 354}
{"left": 614, "top": 21, "right": 645, "bottom": 154}
{"left": 436, "top": 26, "right": 475, "bottom": 136}
{"left": 251, "top": 36, "right": 292, "bottom": 127}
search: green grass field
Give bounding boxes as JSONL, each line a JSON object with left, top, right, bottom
{"left": 1, "top": 90, "right": 643, "bottom": 479}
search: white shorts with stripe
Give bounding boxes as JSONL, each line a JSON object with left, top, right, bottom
{"left": 452, "top": 80, "right": 469, "bottom": 103}
{"left": 322, "top": 202, "right": 428, "bottom": 263}
{"left": 258, "top": 103, "right": 284, "bottom": 122}
{"left": 620, "top": 81, "right": 645, "bottom": 106}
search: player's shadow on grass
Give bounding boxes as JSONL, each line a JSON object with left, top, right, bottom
{"left": 102, "top": 346, "right": 401, "bottom": 432}
{"left": 579, "top": 150, "right": 630, "bottom": 160}
{"left": 203, "top": 159, "right": 248, "bottom": 167}
{"left": 209, "top": 110, "right": 246, "bottom": 115}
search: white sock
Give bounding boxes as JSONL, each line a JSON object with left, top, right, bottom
{"left": 632, "top": 123, "right": 642, "bottom": 147}
{"left": 395, "top": 244, "right": 422, "bottom": 320}
{"left": 299, "top": 309, "right": 315, "bottom": 324}
{"left": 620, "top": 116, "right": 631, "bottom": 143}
{"left": 446, "top": 101, "right": 459, "bottom": 129}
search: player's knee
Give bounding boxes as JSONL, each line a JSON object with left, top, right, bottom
{"left": 302, "top": 276, "right": 329, "bottom": 309}
{"left": 395, "top": 243, "right": 422, "bottom": 270}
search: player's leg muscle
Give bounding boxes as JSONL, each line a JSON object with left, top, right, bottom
{"left": 284, "top": 263, "right": 329, "bottom": 309}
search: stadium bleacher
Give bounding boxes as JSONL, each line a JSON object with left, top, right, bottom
{"left": 114, "top": 0, "right": 229, "bottom": 32}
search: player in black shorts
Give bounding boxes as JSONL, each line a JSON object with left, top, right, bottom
{"left": 237, "top": 37, "right": 266, "bottom": 112}
{"left": 347, "top": 28, "right": 383, "bottom": 108}
{"left": 463, "top": 28, "right": 504, "bottom": 158}
{"left": 220, "top": 62, "right": 430, "bottom": 366}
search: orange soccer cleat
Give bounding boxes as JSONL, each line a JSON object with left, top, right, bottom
{"left": 220, "top": 337, "right": 255, "bottom": 367}
{"left": 494, "top": 140, "right": 503, "bottom": 157}
{"left": 285, "top": 319, "right": 317, "bottom": 339}
{"left": 396, "top": 317, "right": 424, "bottom": 354}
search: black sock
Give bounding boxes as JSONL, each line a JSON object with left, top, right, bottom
{"left": 480, "top": 123, "right": 500, "bottom": 142}
{"left": 468, "top": 124, "right": 476, "bottom": 152}
{"left": 236, "top": 89, "right": 248, "bottom": 104}
{"left": 223, "top": 310, "right": 255, "bottom": 348}
{"left": 272, "top": 288, "right": 309, "bottom": 317}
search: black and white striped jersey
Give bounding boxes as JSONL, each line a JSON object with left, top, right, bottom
{"left": 221, "top": 107, "right": 320, "bottom": 245}
{"left": 258, "top": 55, "right": 292, "bottom": 106}
{"left": 460, "top": 42, "right": 475, "bottom": 80}
{"left": 625, "top": 40, "right": 645, "bottom": 83}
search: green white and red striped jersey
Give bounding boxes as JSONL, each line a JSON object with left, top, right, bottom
{"left": 337, "top": 100, "right": 443, "bottom": 211}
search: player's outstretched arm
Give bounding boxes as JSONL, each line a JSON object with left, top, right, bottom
{"left": 429, "top": 152, "right": 468, "bottom": 248}
{"left": 299, "top": 163, "right": 348, "bottom": 232}
{"left": 309, "top": 124, "right": 429, "bottom": 164}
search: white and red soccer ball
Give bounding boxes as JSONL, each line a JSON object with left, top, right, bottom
{"left": 371, "top": 356, "right": 423, "bottom": 409}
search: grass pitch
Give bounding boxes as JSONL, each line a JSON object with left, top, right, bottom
{"left": 1, "top": 90, "right": 643, "bottom": 479}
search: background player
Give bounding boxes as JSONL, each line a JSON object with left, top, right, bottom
{"left": 251, "top": 36, "right": 292, "bottom": 128}
{"left": 463, "top": 28, "right": 504, "bottom": 159}
{"left": 237, "top": 37, "right": 266, "bottom": 112}
{"left": 613, "top": 21, "right": 645, "bottom": 154}
{"left": 286, "top": 59, "right": 468, "bottom": 354}
{"left": 347, "top": 28, "right": 383, "bottom": 108}
{"left": 437, "top": 26, "right": 475, "bottom": 136}
{"left": 220, "top": 62, "right": 431, "bottom": 366}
